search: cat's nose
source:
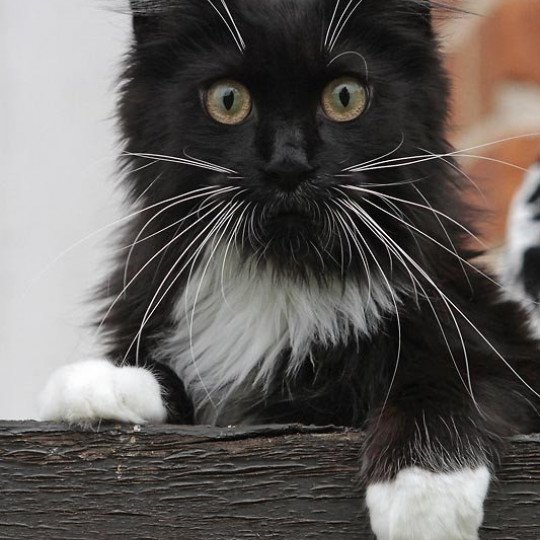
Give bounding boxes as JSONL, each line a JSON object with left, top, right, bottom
{"left": 264, "top": 147, "right": 315, "bottom": 192}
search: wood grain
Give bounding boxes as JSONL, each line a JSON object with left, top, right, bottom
{"left": 0, "top": 422, "right": 538, "bottom": 539}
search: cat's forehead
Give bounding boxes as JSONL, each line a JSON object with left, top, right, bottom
{"left": 133, "top": 0, "right": 434, "bottom": 87}
{"left": 160, "top": 0, "right": 409, "bottom": 55}
{"left": 238, "top": 1, "right": 330, "bottom": 74}
{"left": 178, "top": 0, "right": 330, "bottom": 54}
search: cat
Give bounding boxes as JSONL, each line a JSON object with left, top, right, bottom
{"left": 503, "top": 161, "right": 540, "bottom": 338}
{"left": 40, "top": 1, "right": 540, "bottom": 538}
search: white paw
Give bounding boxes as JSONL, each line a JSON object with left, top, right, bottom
{"left": 39, "top": 359, "right": 168, "bottom": 426}
{"left": 366, "top": 466, "right": 490, "bottom": 540}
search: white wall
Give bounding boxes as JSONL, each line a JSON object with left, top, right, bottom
{"left": 0, "top": 1, "right": 131, "bottom": 419}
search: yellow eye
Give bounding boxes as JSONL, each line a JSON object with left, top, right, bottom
{"left": 205, "top": 80, "right": 252, "bottom": 125}
{"left": 322, "top": 77, "right": 368, "bottom": 122}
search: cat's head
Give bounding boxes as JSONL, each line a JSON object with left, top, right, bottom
{"left": 121, "top": 0, "right": 461, "bottom": 283}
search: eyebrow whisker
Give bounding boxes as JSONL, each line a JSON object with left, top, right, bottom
{"left": 205, "top": 0, "right": 245, "bottom": 53}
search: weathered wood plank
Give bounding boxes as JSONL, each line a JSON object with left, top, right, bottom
{"left": 0, "top": 422, "right": 538, "bottom": 539}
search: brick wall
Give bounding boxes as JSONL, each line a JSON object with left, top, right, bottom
{"left": 440, "top": 0, "right": 540, "bottom": 247}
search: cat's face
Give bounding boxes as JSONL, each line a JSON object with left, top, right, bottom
{"left": 123, "top": 0, "right": 454, "bottom": 281}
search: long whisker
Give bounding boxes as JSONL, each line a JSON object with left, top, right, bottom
{"left": 309, "top": 240, "right": 327, "bottom": 271}
{"left": 132, "top": 172, "right": 164, "bottom": 207}
{"left": 181, "top": 206, "right": 241, "bottom": 409}
{"left": 342, "top": 184, "right": 486, "bottom": 248}
{"left": 21, "top": 185, "right": 223, "bottom": 300}
{"left": 96, "top": 200, "right": 228, "bottom": 347}
{"left": 188, "top": 202, "right": 243, "bottom": 364}
{"left": 327, "top": 50, "right": 369, "bottom": 81}
{"left": 249, "top": 202, "right": 264, "bottom": 248}
{"left": 220, "top": 203, "right": 249, "bottom": 305}
{"left": 181, "top": 149, "right": 236, "bottom": 175}
{"left": 343, "top": 132, "right": 405, "bottom": 172}
{"left": 219, "top": 0, "right": 246, "bottom": 49}
{"left": 417, "top": 148, "right": 487, "bottom": 203}
{"left": 170, "top": 201, "right": 243, "bottom": 410}
{"left": 132, "top": 193, "right": 245, "bottom": 365}
{"left": 342, "top": 184, "right": 505, "bottom": 291}
{"left": 123, "top": 186, "right": 238, "bottom": 289}
{"left": 334, "top": 196, "right": 471, "bottom": 399}
{"left": 127, "top": 159, "right": 160, "bottom": 178}
{"left": 338, "top": 197, "right": 477, "bottom": 408}
{"left": 411, "top": 184, "right": 474, "bottom": 294}
{"left": 320, "top": 205, "right": 333, "bottom": 252}
{"left": 125, "top": 200, "right": 238, "bottom": 367}
{"left": 323, "top": 202, "right": 348, "bottom": 275}
{"left": 348, "top": 153, "right": 526, "bottom": 174}
{"left": 346, "top": 197, "right": 540, "bottom": 401}
{"left": 326, "top": 0, "right": 353, "bottom": 51}
{"left": 332, "top": 201, "right": 403, "bottom": 418}
{"left": 361, "top": 196, "right": 498, "bottom": 291}
{"left": 456, "top": 154, "right": 528, "bottom": 172}
{"left": 330, "top": 203, "right": 373, "bottom": 295}
{"left": 328, "top": 0, "right": 365, "bottom": 52}
{"left": 115, "top": 193, "right": 227, "bottom": 255}
{"left": 184, "top": 201, "right": 244, "bottom": 407}
{"left": 123, "top": 151, "right": 237, "bottom": 174}
{"left": 336, "top": 174, "right": 435, "bottom": 189}
{"left": 205, "top": 0, "right": 245, "bottom": 53}
{"left": 345, "top": 133, "right": 540, "bottom": 173}
{"left": 324, "top": 0, "right": 342, "bottom": 51}
{"left": 240, "top": 201, "right": 253, "bottom": 252}
{"left": 181, "top": 148, "right": 241, "bottom": 176}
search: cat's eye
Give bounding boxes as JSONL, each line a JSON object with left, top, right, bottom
{"left": 205, "top": 80, "right": 252, "bottom": 125}
{"left": 321, "top": 77, "right": 368, "bottom": 122}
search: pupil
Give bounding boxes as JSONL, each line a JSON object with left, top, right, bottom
{"left": 339, "top": 86, "right": 351, "bottom": 108}
{"left": 223, "top": 90, "right": 235, "bottom": 111}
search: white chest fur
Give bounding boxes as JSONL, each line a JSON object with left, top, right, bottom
{"left": 160, "top": 253, "right": 392, "bottom": 422}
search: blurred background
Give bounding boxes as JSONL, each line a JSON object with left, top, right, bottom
{"left": 440, "top": 0, "right": 540, "bottom": 245}
{"left": 0, "top": 0, "right": 130, "bottom": 419}
{"left": 1, "top": 0, "right": 539, "bottom": 419}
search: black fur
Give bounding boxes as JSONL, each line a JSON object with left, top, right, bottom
{"left": 100, "top": 0, "right": 540, "bottom": 483}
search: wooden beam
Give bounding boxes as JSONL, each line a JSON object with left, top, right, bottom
{"left": 0, "top": 422, "right": 538, "bottom": 539}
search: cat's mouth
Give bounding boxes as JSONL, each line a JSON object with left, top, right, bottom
{"left": 249, "top": 202, "right": 339, "bottom": 272}
{"left": 263, "top": 206, "right": 319, "bottom": 255}
{"left": 265, "top": 196, "right": 315, "bottom": 226}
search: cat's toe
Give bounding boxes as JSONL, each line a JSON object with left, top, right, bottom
{"left": 39, "top": 359, "right": 167, "bottom": 426}
{"left": 366, "top": 466, "right": 490, "bottom": 540}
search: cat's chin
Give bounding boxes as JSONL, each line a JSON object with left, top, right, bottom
{"left": 256, "top": 222, "right": 320, "bottom": 260}
{"left": 251, "top": 241, "right": 344, "bottom": 281}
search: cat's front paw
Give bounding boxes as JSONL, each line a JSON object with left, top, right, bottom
{"left": 366, "top": 466, "right": 490, "bottom": 540}
{"left": 39, "top": 360, "right": 167, "bottom": 426}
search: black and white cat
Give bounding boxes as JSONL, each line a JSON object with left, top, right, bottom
{"left": 503, "top": 161, "right": 540, "bottom": 338}
{"left": 40, "top": 1, "right": 540, "bottom": 538}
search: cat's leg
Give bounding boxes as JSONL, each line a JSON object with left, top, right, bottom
{"left": 362, "top": 378, "right": 504, "bottom": 540}
{"left": 39, "top": 359, "right": 194, "bottom": 426}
